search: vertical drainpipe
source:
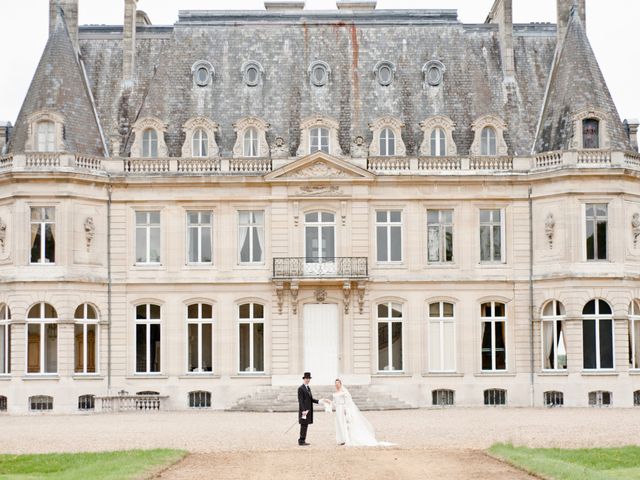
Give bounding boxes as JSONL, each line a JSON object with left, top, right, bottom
{"left": 107, "top": 183, "right": 113, "bottom": 392}
{"left": 528, "top": 185, "right": 535, "bottom": 407}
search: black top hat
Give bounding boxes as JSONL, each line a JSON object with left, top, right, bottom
{"left": 302, "top": 372, "right": 312, "bottom": 379}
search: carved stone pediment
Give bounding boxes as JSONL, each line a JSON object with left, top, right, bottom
{"left": 265, "top": 152, "right": 374, "bottom": 182}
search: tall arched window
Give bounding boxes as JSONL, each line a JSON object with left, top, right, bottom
{"left": 310, "top": 127, "right": 329, "bottom": 154}
{"left": 27, "top": 303, "right": 57, "bottom": 374}
{"left": 428, "top": 301, "right": 455, "bottom": 372}
{"left": 36, "top": 121, "right": 56, "bottom": 152}
{"left": 629, "top": 300, "right": 640, "bottom": 369}
{"left": 377, "top": 302, "right": 403, "bottom": 372}
{"left": 74, "top": 304, "right": 98, "bottom": 374}
{"left": 582, "top": 299, "right": 614, "bottom": 370}
{"left": 135, "top": 304, "right": 161, "bottom": 374}
{"left": 238, "top": 303, "right": 264, "bottom": 373}
{"left": 191, "top": 128, "right": 208, "bottom": 157}
{"left": 541, "top": 300, "right": 567, "bottom": 370}
{"left": 379, "top": 128, "right": 396, "bottom": 156}
{"left": 142, "top": 129, "right": 158, "bottom": 158}
{"left": 430, "top": 127, "right": 446, "bottom": 156}
{"left": 480, "top": 126, "right": 497, "bottom": 156}
{"left": 243, "top": 127, "right": 259, "bottom": 157}
{"left": 481, "top": 301, "right": 506, "bottom": 371}
{"left": 0, "top": 304, "right": 10, "bottom": 375}
{"left": 187, "top": 303, "right": 214, "bottom": 373}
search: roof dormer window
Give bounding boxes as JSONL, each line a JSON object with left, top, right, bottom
{"left": 309, "top": 61, "right": 330, "bottom": 87}
{"left": 582, "top": 119, "right": 600, "bottom": 149}
{"left": 25, "top": 111, "right": 64, "bottom": 153}
{"left": 36, "top": 121, "right": 55, "bottom": 152}
{"left": 142, "top": 129, "right": 158, "bottom": 158}
{"left": 572, "top": 110, "right": 610, "bottom": 151}
{"left": 297, "top": 116, "right": 342, "bottom": 157}
{"left": 481, "top": 127, "right": 497, "bottom": 156}
{"left": 470, "top": 115, "right": 508, "bottom": 157}
{"left": 131, "top": 117, "right": 168, "bottom": 158}
{"left": 233, "top": 117, "right": 270, "bottom": 158}
{"left": 369, "top": 116, "right": 406, "bottom": 157}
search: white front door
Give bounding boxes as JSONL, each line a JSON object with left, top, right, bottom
{"left": 303, "top": 303, "right": 339, "bottom": 385}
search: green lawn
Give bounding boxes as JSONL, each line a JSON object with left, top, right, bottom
{"left": 0, "top": 449, "right": 186, "bottom": 480}
{"left": 489, "top": 444, "right": 640, "bottom": 480}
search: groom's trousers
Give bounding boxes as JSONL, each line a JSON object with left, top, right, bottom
{"left": 298, "top": 423, "right": 308, "bottom": 444}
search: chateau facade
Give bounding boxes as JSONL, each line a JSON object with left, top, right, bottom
{"left": 0, "top": 0, "right": 639, "bottom": 414}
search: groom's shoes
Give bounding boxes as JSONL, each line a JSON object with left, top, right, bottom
{"left": 298, "top": 442, "right": 310, "bottom": 446}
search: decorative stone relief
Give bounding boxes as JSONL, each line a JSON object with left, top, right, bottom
{"left": 290, "top": 162, "right": 347, "bottom": 178}
{"left": 233, "top": 117, "right": 270, "bottom": 158}
{"left": 270, "top": 136, "right": 289, "bottom": 158}
{"left": 290, "top": 281, "right": 299, "bottom": 315}
{"left": 356, "top": 282, "right": 366, "bottom": 315}
{"left": 84, "top": 217, "right": 95, "bottom": 251}
{"left": 545, "top": 213, "right": 555, "bottom": 249}
{"left": 0, "top": 217, "right": 6, "bottom": 253}
{"left": 343, "top": 282, "right": 351, "bottom": 314}
{"left": 351, "top": 136, "right": 368, "bottom": 158}
{"left": 297, "top": 185, "right": 342, "bottom": 196}
{"left": 633, "top": 212, "right": 640, "bottom": 248}
{"left": 275, "top": 282, "right": 285, "bottom": 314}
{"left": 419, "top": 116, "right": 457, "bottom": 156}
{"left": 315, "top": 288, "right": 327, "bottom": 303}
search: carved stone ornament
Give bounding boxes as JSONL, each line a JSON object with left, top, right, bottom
{"left": 290, "top": 161, "right": 348, "bottom": 178}
{"left": 315, "top": 288, "right": 327, "bottom": 303}
{"left": 343, "top": 282, "right": 351, "bottom": 314}
{"left": 0, "top": 217, "right": 6, "bottom": 252}
{"left": 356, "top": 282, "right": 366, "bottom": 315}
{"left": 290, "top": 282, "right": 299, "bottom": 315}
{"left": 84, "top": 216, "right": 95, "bottom": 251}
{"left": 298, "top": 185, "right": 342, "bottom": 196}
{"left": 351, "top": 136, "right": 368, "bottom": 158}
{"left": 545, "top": 213, "right": 555, "bottom": 249}
{"left": 632, "top": 212, "right": 640, "bottom": 248}
{"left": 276, "top": 282, "right": 285, "bottom": 314}
{"left": 271, "top": 136, "right": 289, "bottom": 158}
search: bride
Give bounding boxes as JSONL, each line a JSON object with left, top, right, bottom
{"left": 322, "top": 379, "right": 391, "bottom": 447}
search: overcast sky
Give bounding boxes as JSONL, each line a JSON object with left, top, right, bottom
{"left": 0, "top": 0, "right": 637, "bottom": 123}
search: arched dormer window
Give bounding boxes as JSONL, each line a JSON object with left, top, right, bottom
{"left": 419, "top": 116, "right": 457, "bottom": 157}
{"left": 233, "top": 117, "right": 270, "bottom": 159}
{"left": 369, "top": 116, "right": 406, "bottom": 157}
{"left": 470, "top": 115, "right": 508, "bottom": 157}
{"left": 131, "top": 117, "right": 168, "bottom": 158}
{"left": 181, "top": 117, "right": 219, "bottom": 158}
{"left": 26, "top": 111, "right": 65, "bottom": 153}
{"left": 572, "top": 110, "right": 609, "bottom": 150}
{"left": 297, "top": 116, "right": 343, "bottom": 157}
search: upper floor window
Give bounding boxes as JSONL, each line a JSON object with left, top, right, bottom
{"left": 135, "top": 304, "right": 161, "bottom": 374}
{"left": 142, "top": 129, "right": 158, "bottom": 158}
{"left": 30, "top": 207, "right": 55, "bottom": 264}
{"left": 480, "top": 127, "right": 497, "bottom": 156}
{"left": 630, "top": 300, "right": 640, "bottom": 370}
{"left": 430, "top": 128, "right": 446, "bottom": 156}
{"left": 376, "top": 210, "right": 402, "bottom": 263}
{"left": 379, "top": 128, "right": 396, "bottom": 156}
{"left": 479, "top": 209, "right": 504, "bottom": 263}
{"left": 187, "top": 303, "right": 214, "bottom": 374}
{"left": 0, "top": 304, "right": 10, "bottom": 375}
{"left": 244, "top": 128, "right": 259, "bottom": 157}
{"left": 428, "top": 301, "right": 455, "bottom": 372}
{"left": 192, "top": 128, "right": 208, "bottom": 157}
{"left": 36, "top": 121, "right": 55, "bottom": 152}
{"left": 377, "top": 302, "right": 403, "bottom": 372}
{"left": 239, "top": 211, "right": 264, "bottom": 264}
{"left": 27, "top": 303, "right": 58, "bottom": 374}
{"left": 74, "top": 304, "right": 98, "bottom": 374}
{"left": 541, "top": 300, "right": 567, "bottom": 371}
{"left": 586, "top": 203, "right": 607, "bottom": 261}
{"left": 305, "top": 211, "right": 336, "bottom": 262}
{"left": 238, "top": 303, "right": 265, "bottom": 373}
{"left": 481, "top": 301, "right": 507, "bottom": 371}
{"left": 135, "top": 211, "right": 161, "bottom": 264}
{"left": 310, "top": 127, "right": 329, "bottom": 154}
{"left": 427, "top": 210, "right": 453, "bottom": 263}
{"left": 582, "top": 299, "right": 614, "bottom": 370}
{"left": 582, "top": 119, "right": 600, "bottom": 149}
{"left": 187, "top": 211, "right": 212, "bottom": 264}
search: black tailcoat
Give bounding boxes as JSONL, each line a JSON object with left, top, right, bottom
{"left": 298, "top": 383, "right": 319, "bottom": 425}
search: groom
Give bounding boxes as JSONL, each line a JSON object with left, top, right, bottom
{"left": 297, "top": 371, "right": 319, "bottom": 446}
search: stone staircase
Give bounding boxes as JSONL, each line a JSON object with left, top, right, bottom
{"left": 228, "top": 385, "right": 415, "bottom": 412}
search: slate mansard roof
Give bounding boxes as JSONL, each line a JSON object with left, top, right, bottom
{"left": 8, "top": 7, "right": 631, "bottom": 157}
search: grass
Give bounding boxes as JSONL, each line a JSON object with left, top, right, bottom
{"left": 489, "top": 444, "right": 640, "bottom": 480}
{"left": 0, "top": 449, "right": 187, "bottom": 480}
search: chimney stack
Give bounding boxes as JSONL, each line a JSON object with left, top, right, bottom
{"left": 123, "top": 0, "right": 138, "bottom": 85}
{"left": 49, "top": 0, "right": 79, "bottom": 51}
{"left": 264, "top": 1, "right": 305, "bottom": 11}
{"left": 485, "top": 0, "right": 515, "bottom": 79}
{"left": 336, "top": 1, "right": 377, "bottom": 10}
{"left": 557, "top": 0, "right": 586, "bottom": 43}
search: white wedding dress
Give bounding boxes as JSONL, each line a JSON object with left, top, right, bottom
{"left": 330, "top": 387, "right": 391, "bottom": 447}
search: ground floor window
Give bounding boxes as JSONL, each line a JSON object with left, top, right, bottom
{"left": 544, "top": 391, "right": 564, "bottom": 407}
{"left": 187, "top": 303, "right": 214, "bottom": 373}
{"left": 0, "top": 395, "right": 6, "bottom": 412}
{"left": 74, "top": 304, "right": 98, "bottom": 374}
{"left": 484, "top": 389, "right": 506, "bottom": 406}
{"left": 541, "top": 300, "right": 567, "bottom": 370}
{"left": 582, "top": 300, "right": 614, "bottom": 370}
{"left": 135, "top": 304, "right": 161, "bottom": 374}
{"left": 629, "top": 300, "right": 640, "bottom": 369}
{"left": 29, "top": 395, "right": 53, "bottom": 411}
{"left": 634, "top": 390, "right": 640, "bottom": 407}
{"left": 428, "top": 302, "right": 455, "bottom": 372}
{"left": 432, "top": 389, "right": 455, "bottom": 406}
{"left": 189, "top": 391, "right": 212, "bottom": 409}
{"left": 238, "top": 303, "right": 264, "bottom": 373}
{"left": 588, "top": 391, "right": 612, "bottom": 407}
{"left": 78, "top": 395, "right": 95, "bottom": 411}
{"left": 0, "top": 304, "right": 11, "bottom": 374}
{"left": 27, "top": 303, "right": 58, "bottom": 374}
{"left": 377, "top": 302, "right": 403, "bottom": 372}
{"left": 481, "top": 302, "right": 506, "bottom": 371}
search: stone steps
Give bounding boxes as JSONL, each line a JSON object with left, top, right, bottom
{"left": 228, "top": 386, "right": 415, "bottom": 412}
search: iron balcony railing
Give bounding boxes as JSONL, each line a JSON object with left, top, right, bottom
{"left": 273, "top": 257, "right": 368, "bottom": 279}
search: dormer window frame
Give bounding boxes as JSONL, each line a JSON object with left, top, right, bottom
{"left": 419, "top": 116, "right": 457, "bottom": 157}
{"left": 369, "top": 116, "right": 406, "bottom": 157}
{"left": 192, "top": 60, "right": 215, "bottom": 87}
{"left": 373, "top": 60, "right": 396, "bottom": 87}
{"left": 572, "top": 109, "right": 610, "bottom": 151}
{"left": 470, "top": 115, "right": 508, "bottom": 157}
{"left": 297, "top": 116, "right": 342, "bottom": 157}
{"left": 25, "top": 111, "right": 65, "bottom": 153}
{"left": 309, "top": 60, "right": 331, "bottom": 87}
{"left": 131, "top": 117, "right": 168, "bottom": 158}
{"left": 233, "top": 117, "right": 270, "bottom": 159}
{"left": 242, "top": 61, "right": 264, "bottom": 87}
{"left": 182, "top": 117, "right": 220, "bottom": 158}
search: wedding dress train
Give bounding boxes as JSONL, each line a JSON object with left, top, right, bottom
{"left": 330, "top": 387, "right": 392, "bottom": 447}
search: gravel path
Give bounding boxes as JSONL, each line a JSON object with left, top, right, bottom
{"left": 2, "top": 407, "right": 639, "bottom": 454}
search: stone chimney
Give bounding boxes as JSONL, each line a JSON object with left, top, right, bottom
{"left": 625, "top": 119, "right": 639, "bottom": 152}
{"left": 264, "top": 1, "right": 305, "bottom": 11}
{"left": 49, "top": 0, "right": 79, "bottom": 51}
{"left": 336, "top": 1, "right": 377, "bottom": 10}
{"left": 485, "top": 0, "right": 515, "bottom": 79}
{"left": 123, "top": 0, "right": 138, "bottom": 85}
{"left": 557, "top": 0, "right": 586, "bottom": 42}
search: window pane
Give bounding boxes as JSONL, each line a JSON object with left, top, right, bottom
{"left": 239, "top": 304, "right": 251, "bottom": 319}
{"left": 202, "top": 323, "right": 213, "bottom": 372}
{"left": 495, "top": 321, "right": 506, "bottom": 370}
{"left": 390, "top": 211, "right": 401, "bottom": 223}
{"left": 445, "top": 227, "right": 453, "bottom": 261}
{"left": 599, "top": 300, "right": 612, "bottom": 315}
{"left": 136, "top": 324, "right": 147, "bottom": 373}
{"left": 378, "top": 322, "right": 389, "bottom": 370}
{"left": 492, "top": 225, "right": 501, "bottom": 261}
{"left": 391, "top": 303, "right": 402, "bottom": 318}
{"left": 149, "top": 324, "right": 161, "bottom": 373}
{"left": 599, "top": 319, "right": 613, "bottom": 369}
{"left": 321, "top": 212, "right": 334, "bottom": 223}
{"left": 429, "top": 302, "right": 440, "bottom": 317}
{"left": 494, "top": 303, "right": 505, "bottom": 317}
{"left": 390, "top": 226, "right": 402, "bottom": 261}
{"left": 188, "top": 323, "right": 198, "bottom": 372}
{"left": 583, "top": 319, "right": 597, "bottom": 369}
{"left": 201, "top": 227, "right": 212, "bottom": 263}
{"left": 596, "top": 220, "right": 607, "bottom": 260}
{"left": 322, "top": 226, "right": 335, "bottom": 259}
{"left": 136, "top": 228, "right": 146, "bottom": 263}
{"left": 252, "top": 227, "right": 263, "bottom": 262}
{"left": 583, "top": 119, "right": 599, "bottom": 149}
{"left": 0, "top": 326, "right": 6, "bottom": 374}
{"left": 443, "top": 302, "right": 454, "bottom": 317}
{"left": 44, "top": 324, "right": 57, "bottom": 373}
{"left": 377, "top": 226, "right": 388, "bottom": 262}
{"left": 27, "top": 324, "right": 40, "bottom": 373}
{"left": 429, "top": 322, "right": 441, "bottom": 371}
{"left": 391, "top": 322, "right": 402, "bottom": 370}
{"left": 254, "top": 303, "right": 264, "bottom": 319}
{"left": 427, "top": 226, "right": 440, "bottom": 262}
{"left": 150, "top": 304, "right": 161, "bottom": 319}
{"left": 480, "top": 226, "right": 491, "bottom": 261}
{"left": 44, "top": 224, "right": 55, "bottom": 263}
{"left": 149, "top": 227, "right": 160, "bottom": 262}
{"left": 188, "top": 228, "right": 198, "bottom": 263}
{"left": 543, "top": 321, "right": 554, "bottom": 369}
{"left": 253, "top": 323, "right": 264, "bottom": 372}
{"left": 74, "top": 324, "right": 84, "bottom": 373}
{"left": 86, "top": 323, "right": 96, "bottom": 373}
{"left": 239, "top": 323, "right": 250, "bottom": 372}
{"left": 201, "top": 304, "right": 212, "bottom": 319}
{"left": 30, "top": 224, "right": 42, "bottom": 263}
{"left": 443, "top": 322, "right": 455, "bottom": 371}
{"left": 481, "top": 322, "right": 492, "bottom": 370}
{"left": 378, "top": 303, "right": 388, "bottom": 318}
{"left": 306, "top": 226, "right": 319, "bottom": 259}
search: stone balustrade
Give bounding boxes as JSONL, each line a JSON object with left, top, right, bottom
{"left": 96, "top": 393, "right": 169, "bottom": 412}
{"left": 0, "top": 154, "right": 13, "bottom": 171}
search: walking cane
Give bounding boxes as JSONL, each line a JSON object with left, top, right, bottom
{"left": 284, "top": 419, "right": 299, "bottom": 434}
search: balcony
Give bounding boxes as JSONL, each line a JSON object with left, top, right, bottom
{"left": 273, "top": 257, "right": 368, "bottom": 280}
